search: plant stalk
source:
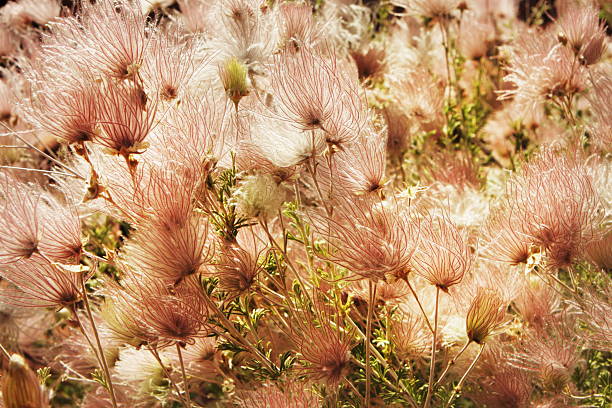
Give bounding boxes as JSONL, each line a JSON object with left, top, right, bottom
{"left": 423, "top": 287, "right": 440, "bottom": 408}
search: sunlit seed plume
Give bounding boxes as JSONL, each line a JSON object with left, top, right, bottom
{"left": 78, "top": 0, "right": 151, "bottom": 81}
{"left": 94, "top": 80, "right": 157, "bottom": 164}
{"left": 0, "top": 256, "right": 82, "bottom": 308}
{"left": 269, "top": 46, "right": 367, "bottom": 148}
{"left": 556, "top": 3, "right": 607, "bottom": 66}
{"left": 235, "top": 382, "right": 320, "bottom": 408}
{"left": 0, "top": 172, "right": 82, "bottom": 264}
{"left": 392, "top": 312, "right": 430, "bottom": 359}
{"left": 232, "top": 173, "right": 287, "bottom": 220}
{"left": 411, "top": 212, "right": 472, "bottom": 291}
{"left": 142, "top": 31, "right": 200, "bottom": 102}
{"left": 125, "top": 216, "right": 213, "bottom": 285}
{"left": 292, "top": 308, "right": 354, "bottom": 386}
{"left": 215, "top": 229, "right": 266, "bottom": 298}
{"left": 279, "top": 2, "right": 319, "bottom": 52}
{"left": 0, "top": 0, "right": 60, "bottom": 29}
{"left": 315, "top": 196, "right": 419, "bottom": 282}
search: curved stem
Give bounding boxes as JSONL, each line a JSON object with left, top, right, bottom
{"left": 176, "top": 343, "right": 192, "bottom": 408}
{"left": 423, "top": 287, "right": 440, "bottom": 408}
{"left": 365, "top": 280, "right": 377, "bottom": 407}
{"left": 345, "top": 316, "right": 418, "bottom": 408}
{"left": 405, "top": 279, "right": 433, "bottom": 333}
{"left": 435, "top": 340, "right": 471, "bottom": 386}
{"left": 444, "top": 343, "right": 486, "bottom": 408}
{"left": 79, "top": 273, "right": 118, "bottom": 408}
{"left": 149, "top": 346, "right": 187, "bottom": 406}
{"left": 0, "top": 342, "right": 10, "bottom": 359}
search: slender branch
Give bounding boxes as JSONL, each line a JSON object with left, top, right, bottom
{"left": 344, "top": 376, "right": 365, "bottom": 401}
{"left": 0, "top": 122, "right": 84, "bottom": 179}
{"left": 423, "top": 287, "right": 440, "bottom": 408}
{"left": 202, "top": 293, "right": 276, "bottom": 373}
{"left": 365, "top": 280, "right": 377, "bottom": 407}
{"left": 345, "top": 315, "right": 418, "bottom": 408}
{"left": 176, "top": 343, "right": 192, "bottom": 408}
{"left": 148, "top": 346, "right": 188, "bottom": 406}
{"left": 404, "top": 278, "right": 433, "bottom": 333}
{"left": 0, "top": 165, "right": 77, "bottom": 177}
{"left": 435, "top": 340, "right": 471, "bottom": 386}
{"left": 0, "top": 342, "right": 10, "bottom": 358}
{"left": 444, "top": 343, "right": 486, "bottom": 408}
{"left": 79, "top": 273, "right": 118, "bottom": 408}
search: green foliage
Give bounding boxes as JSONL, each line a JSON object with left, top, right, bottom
{"left": 573, "top": 350, "right": 612, "bottom": 407}
{"left": 208, "top": 156, "right": 254, "bottom": 241}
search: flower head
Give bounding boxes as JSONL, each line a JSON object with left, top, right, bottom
{"left": 0, "top": 256, "right": 82, "bottom": 308}
{"left": 465, "top": 287, "right": 507, "bottom": 344}
{"left": 557, "top": 3, "right": 607, "bottom": 66}
{"left": 315, "top": 197, "right": 420, "bottom": 282}
{"left": 411, "top": 213, "right": 472, "bottom": 291}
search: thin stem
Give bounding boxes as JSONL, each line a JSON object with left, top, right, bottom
{"left": 176, "top": 343, "right": 192, "bottom": 408}
{"left": 0, "top": 122, "right": 84, "bottom": 179}
{"left": 405, "top": 278, "right": 433, "bottom": 333}
{"left": 0, "top": 165, "right": 77, "bottom": 177}
{"left": 444, "top": 343, "right": 486, "bottom": 408}
{"left": 305, "top": 157, "right": 332, "bottom": 217}
{"left": 345, "top": 316, "right": 418, "bottom": 408}
{"left": 435, "top": 340, "right": 471, "bottom": 386}
{"left": 365, "top": 280, "right": 377, "bottom": 407}
{"left": 0, "top": 342, "right": 10, "bottom": 358}
{"left": 202, "top": 293, "right": 276, "bottom": 373}
{"left": 79, "top": 273, "right": 118, "bottom": 408}
{"left": 149, "top": 346, "right": 188, "bottom": 406}
{"left": 423, "top": 287, "right": 440, "bottom": 408}
{"left": 344, "top": 376, "right": 365, "bottom": 401}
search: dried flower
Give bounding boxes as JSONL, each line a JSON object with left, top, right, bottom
{"left": 394, "top": 70, "right": 445, "bottom": 134}
{"left": 279, "top": 2, "right": 318, "bottom": 52}
{"left": 411, "top": 213, "right": 472, "bottom": 290}
{"left": 392, "top": 313, "right": 430, "bottom": 358}
{"left": 292, "top": 305, "right": 354, "bottom": 386}
{"left": 509, "top": 149, "right": 602, "bottom": 268}
{"left": 215, "top": 230, "right": 266, "bottom": 298}
{"left": 79, "top": 1, "right": 150, "bottom": 80}
{"left": 125, "top": 216, "right": 213, "bottom": 285}
{"left": 350, "top": 46, "right": 387, "bottom": 81}
{"left": 94, "top": 80, "right": 157, "bottom": 160}
{"left": 316, "top": 197, "right": 419, "bottom": 282}
{"left": 142, "top": 32, "right": 199, "bottom": 102}
{"left": 500, "top": 30, "right": 586, "bottom": 111}
{"left": 235, "top": 382, "right": 320, "bottom": 408}
{"left": 2, "top": 354, "right": 46, "bottom": 408}
{"left": 557, "top": 4, "right": 607, "bottom": 66}
{"left": 138, "top": 278, "right": 210, "bottom": 347}
{"left": 233, "top": 173, "right": 286, "bottom": 220}
{"left": 0, "top": 0, "right": 60, "bottom": 29}
{"left": 0, "top": 256, "right": 82, "bottom": 308}
{"left": 269, "top": 47, "right": 367, "bottom": 147}
{"left": 406, "top": 0, "right": 461, "bottom": 22}
{"left": 0, "top": 174, "right": 82, "bottom": 264}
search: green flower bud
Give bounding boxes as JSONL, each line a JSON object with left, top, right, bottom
{"left": 219, "top": 57, "right": 250, "bottom": 110}
{"left": 466, "top": 288, "right": 506, "bottom": 344}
